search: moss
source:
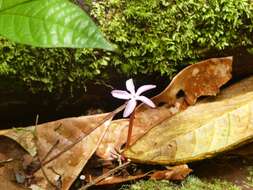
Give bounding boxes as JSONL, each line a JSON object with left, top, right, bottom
{"left": 246, "top": 166, "right": 253, "bottom": 188}
{"left": 1, "top": 0, "right": 253, "bottom": 94}
{"left": 0, "top": 38, "right": 109, "bottom": 94}
{"left": 120, "top": 176, "right": 241, "bottom": 190}
{"left": 91, "top": 0, "right": 253, "bottom": 76}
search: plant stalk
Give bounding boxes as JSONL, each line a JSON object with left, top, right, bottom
{"left": 125, "top": 108, "right": 136, "bottom": 148}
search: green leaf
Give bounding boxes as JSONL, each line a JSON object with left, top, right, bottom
{"left": 0, "top": 0, "right": 31, "bottom": 10}
{"left": 0, "top": 0, "right": 114, "bottom": 50}
{"left": 124, "top": 76, "right": 253, "bottom": 165}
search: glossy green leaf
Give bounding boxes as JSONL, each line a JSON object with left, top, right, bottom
{"left": 0, "top": 0, "right": 114, "bottom": 50}
{"left": 124, "top": 76, "right": 253, "bottom": 165}
{"left": 0, "top": 0, "right": 30, "bottom": 10}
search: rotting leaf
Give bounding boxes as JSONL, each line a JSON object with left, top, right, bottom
{"left": 33, "top": 114, "right": 114, "bottom": 190}
{"left": 0, "top": 114, "right": 115, "bottom": 190}
{"left": 0, "top": 137, "right": 29, "bottom": 190}
{"left": 150, "top": 165, "right": 192, "bottom": 180}
{"left": 153, "top": 56, "right": 233, "bottom": 106}
{"left": 124, "top": 76, "right": 253, "bottom": 165}
{"left": 0, "top": 128, "right": 36, "bottom": 156}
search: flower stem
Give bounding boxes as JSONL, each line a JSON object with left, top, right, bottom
{"left": 125, "top": 108, "right": 136, "bottom": 148}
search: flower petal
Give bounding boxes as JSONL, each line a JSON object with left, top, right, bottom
{"left": 123, "top": 99, "right": 137, "bottom": 117}
{"left": 137, "top": 96, "right": 156, "bottom": 108}
{"left": 136, "top": 85, "right": 156, "bottom": 96}
{"left": 111, "top": 90, "right": 131, "bottom": 100}
{"left": 126, "top": 78, "right": 135, "bottom": 95}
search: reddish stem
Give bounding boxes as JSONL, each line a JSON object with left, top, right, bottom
{"left": 125, "top": 108, "right": 136, "bottom": 148}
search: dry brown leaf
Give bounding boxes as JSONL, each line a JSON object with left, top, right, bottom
{"left": 0, "top": 137, "right": 29, "bottom": 190}
{"left": 1, "top": 128, "right": 37, "bottom": 156}
{"left": 150, "top": 165, "right": 192, "bottom": 181}
{"left": 34, "top": 114, "right": 114, "bottom": 190}
{"left": 153, "top": 56, "right": 233, "bottom": 105}
{"left": 0, "top": 114, "right": 114, "bottom": 189}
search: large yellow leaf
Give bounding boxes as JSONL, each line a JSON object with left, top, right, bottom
{"left": 96, "top": 57, "right": 232, "bottom": 158}
{"left": 124, "top": 76, "right": 253, "bottom": 165}
{"left": 127, "top": 56, "right": 233, "bottom": 146}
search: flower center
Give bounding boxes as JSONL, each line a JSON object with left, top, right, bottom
{"left": 131, "top": 94, "right": 137, "bottom": 100}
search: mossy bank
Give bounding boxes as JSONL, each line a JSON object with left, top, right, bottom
{"left": 1, "top": 0, "right": 253, "bottom": 95}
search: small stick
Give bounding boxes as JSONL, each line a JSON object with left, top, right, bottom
{"left": 48, "top": 167, "right": 61, "bottom": 177}
{"left": 79, "top": 161, "right": 131, "bottom": 190}
{"left": 42, "top": 135, "right": 86, "bottom": 167}
{"left": 125, "top": 108, "right": 136, "bottom": 148}
{"left": 39, "top": 159, "right": 57, "bottom": 189}
{"left": 34, "top": 115, "right": 57, "bottom": 189}
{"left": 41, "top": 140, "right": 60, "bottom": 162}
{"left": 48, "top": 167, "right": 62, "bottom": 189}
{"left": 0, "top": 158, "right": 14, "bottom": 165}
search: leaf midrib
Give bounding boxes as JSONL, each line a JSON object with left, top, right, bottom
{"left": 0, "top": 13, "right": 98, "bottom": 46}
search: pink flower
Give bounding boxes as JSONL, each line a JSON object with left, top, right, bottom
{"left": 111, "top": 79, "right": 156, "bottom": 117}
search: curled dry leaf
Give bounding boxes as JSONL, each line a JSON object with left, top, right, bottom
{"left": 124, "top": 76, "right": 253, "bottom": 165}
{"left": 0, "top": 128, "right": 36, "bottom": 156}
{"left": 0, "top": 137, "right": 29, "bottom": 190}
{"left": 0, "top": 114, "right": 114, "bottom": 190}
{"left": 150, "top": 165, "right": 192, "bottom": 181}
{"left": 153, "top": 56, "right": 233, "bottom": 105}
{"left": 34, "top": 114, "right": 114, "bottom": 190}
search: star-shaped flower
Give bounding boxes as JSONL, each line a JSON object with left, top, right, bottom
{"left": 111, "top": 79, "right": 156, "bottom": 117}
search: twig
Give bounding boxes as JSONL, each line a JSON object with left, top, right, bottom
{"left": 48, "top": 167, "right": 63, "bottom": 189}
{"left": 39, "top": 159, "right": 57, "bottom": 189}
{"left": 48, "top": 166, "right": 61, "bottom": 176}
{"left": 33, "top": 104, "right": 126, "bottom": 173}
{"left": 41, "top": 140, "right": 60, "bottom": 162}
{"left": 0, "top": 158, "right": 14, "bottom": 165}
{"left": 125, "top": 108, "right": 136, "bottom": 148}
{"left": 79, "top": 161, "right": 131, "bottom": 190}
{"left": 34, "top": 115, "right": 57, "bottom": 189}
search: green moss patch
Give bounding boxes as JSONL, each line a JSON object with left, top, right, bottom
{"left": 120, "top": 176, "right": 241, "bottom": 190}
{"left": 1, "top": 0, "right": 253, "bottom": 94}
